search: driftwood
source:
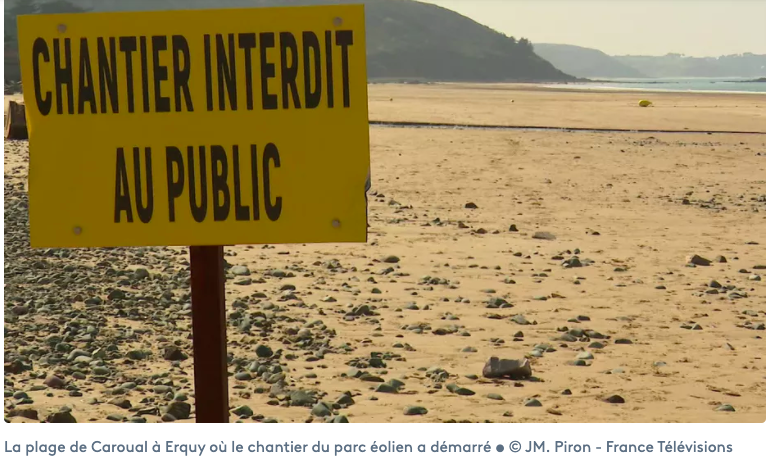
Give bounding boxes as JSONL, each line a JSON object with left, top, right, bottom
{"left": 5, "top": 100, "right": 28, "bottom": 140}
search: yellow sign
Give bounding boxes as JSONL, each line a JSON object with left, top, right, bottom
{"left": 18, "top": 5, "right": 369, "bottom": 248}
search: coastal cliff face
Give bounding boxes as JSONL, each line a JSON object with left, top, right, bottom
{"left": 4, "top": 0, "right": 575, "bottom": 83}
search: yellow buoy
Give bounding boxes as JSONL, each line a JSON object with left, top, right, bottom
{"left": 638, "top": 100, "right": 653, "bottom": 107}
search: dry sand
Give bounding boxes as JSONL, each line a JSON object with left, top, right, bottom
{"left": 4, "top": 85, "right": 766, "bottom": 423}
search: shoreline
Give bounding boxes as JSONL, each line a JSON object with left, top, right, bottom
{"left": 540, "top": 83, "right": 766, "bottom": 95}
{"left": 410, "top": 82, "right": 766, "bottom": 97}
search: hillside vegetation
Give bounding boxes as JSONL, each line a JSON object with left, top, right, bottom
{"left": 4, "top": 0, "right": 575, "bottom": 83}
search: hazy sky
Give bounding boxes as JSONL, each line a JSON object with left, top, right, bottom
{"left": 419, "top": 0, "right": 766, "bottom": 57}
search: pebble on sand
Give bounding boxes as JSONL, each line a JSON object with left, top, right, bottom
{"left": 47, "top": 410, "right": 77, "bottom": 423}
{"left": 162, "top": 346, "right": 188, "bottom": 361}
{"left": 231, "top": 266, "right": 251, "bottom": 276}
{"left": 163, "top": 401, "right": 191, "bottom": 420}
{"left": 446, "top": 383, "right": 475, "bottom": 396}
{"left": 686, "top": 255, "right": 711, "bottom": 266}
{"left": 255, "top": 345, "right": 274, "bottom": 358}
{"left": 9, "top": 408, "right": 38, "bottom": 420}
{"left": 132, "top": 268, "right": 150, "bottom": 280}
{"left": 336, "top": 393, "right": 355, "bottom": 407}
{"left": 482, "top": 357, "right": 532, "bottom": 379}
{"left": 375, "top": 383, "right": 399, "bottom": 394}
{"left": 524, "top": 398, "right": 542, "bottom": 407}
{"left": 44, "top": 375, "right": 65, "bottom": 389}
{"left": 404, "top": 406, "right": 428, "bottom": 415}
{"left": 532, "top": 231, "right": 556, "bottom": 241}
{"left": 232, "top": 405, "right": 254, "bottom": 417}
{"left": 715, "top": 404, "right": 735, "bottom": 412}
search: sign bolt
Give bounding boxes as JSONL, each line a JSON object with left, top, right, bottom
{"left": 332, "top": 219, "right": 341, "bottom": 228}
{"left": 73, "top": 226, "right": 82, "bottom": 235}
{"left": 333, "top": 17, "right": 343, "bottom": 27}
{"left": 57, "top": 24, "right": 67, "bottom": 33}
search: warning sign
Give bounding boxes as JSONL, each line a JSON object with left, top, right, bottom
{"left": 18, "top": 5, "right": 369, "bottom": 248}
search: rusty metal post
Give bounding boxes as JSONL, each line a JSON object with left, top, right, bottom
{"left": 189, "top": 245, "right": 229, "bottom": 423}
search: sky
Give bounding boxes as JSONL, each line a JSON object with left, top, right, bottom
{"left": 418, "top": 0, "right": 766, "bottom": 57}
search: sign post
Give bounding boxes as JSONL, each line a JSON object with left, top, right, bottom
{"left": 189, "top": 246, "right": 228, "bottom": 423}
{"left": 18, "top": 4, "right": 369, "bottom": 423}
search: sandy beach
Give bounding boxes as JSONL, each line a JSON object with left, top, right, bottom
{"left": 4, "top": 84, "right": 766, "bottom": 423}
{"left": 368, "top": 83, "right": 766, "bottom": 132}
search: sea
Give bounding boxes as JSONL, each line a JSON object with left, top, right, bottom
{"left": 561, "top": 77, "right": 766, "bottom": 94}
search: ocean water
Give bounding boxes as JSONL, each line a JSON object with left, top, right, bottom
{"left": 565, "top": 77, "right": 766, "bottom": 94}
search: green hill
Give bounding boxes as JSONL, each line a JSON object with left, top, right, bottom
{"left": 533, "top": 43, "right": 646, "bottom": 79}
{"left": 5, "top": 0, "right": 575, "bottom": 83}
